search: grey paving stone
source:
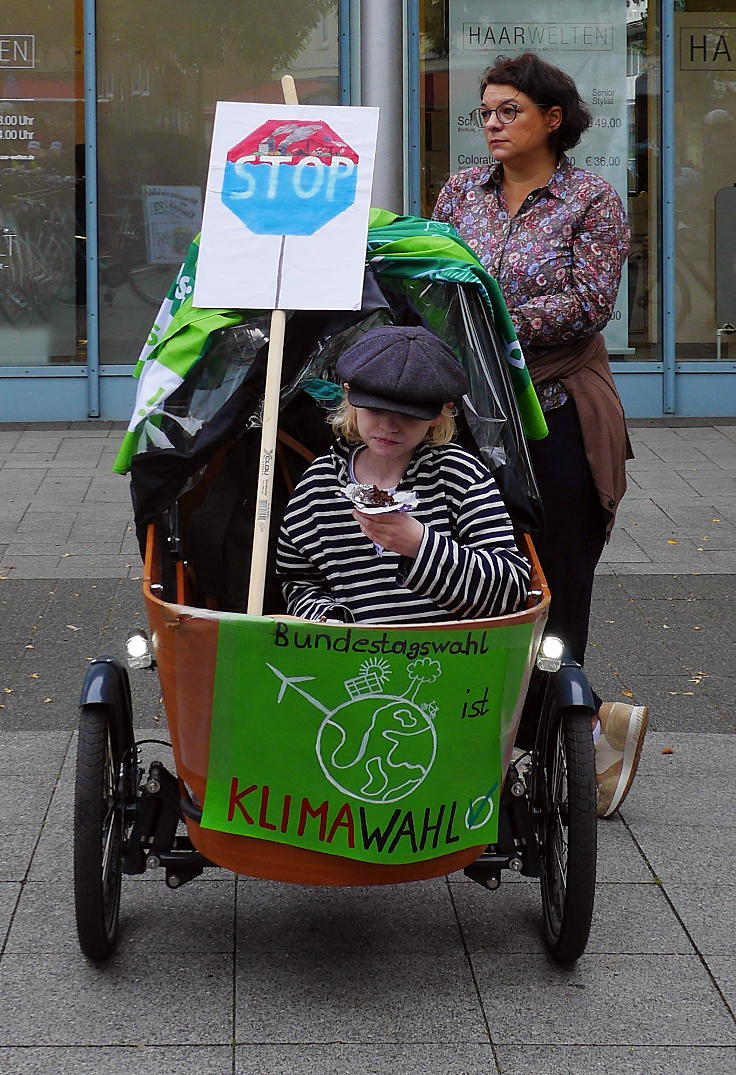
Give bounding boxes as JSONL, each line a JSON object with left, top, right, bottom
{"left": 0, "top": 580, "right": 50, "bottom": 643}
{"left": 595, "top": 814, "right": 653, "bottom": 882}
{"left": 624, "top": 821, "right": 736, "bottom": 885}
{"left": 598, "top": 531, "right": 650, "bottom": 563}
{"left": 83, "top": 476, "right": 133, "bottom": 503}
{"left": 0, "top": 732, "right": 72, "bottom": 879}
{"left": 643, "top": 445, "right": 714, "bottom": 464}
{"left": 654, "top": 500, "right": 736, "bottom": 528}
{"left": 234, "top": 1044, "right": 498, "bottom": 1075}
{"left": 664, "top": 885, "right": 734, "bottom": 954}
{"left": 54, "top": 558, "right": 132, "bottom": 579}
{"left": 235, "top": 877, "right": 459, "bottom": 955}
{"left": 704, "top": 675, "right": 736, "bottom": 713}
{"left": 0, "top": 557, "right": 63, "bottom": 580}
{"left": 234, "top": 950, "right": 487, "bottom": 1044}
{"left": 0, "top": 883, "right": 20, "bottom": 947}
{"left": 629, "top": 473, "right": 700, "bottom": 498}
{"left": 493, "top": 1045, "right": 736, "bottom": 1074}
{"left": 612, "top": 556, "right": 736, "bottom": 574}
{"left": 5, "top": 542, "right": 123, "bottom": 557}
{"left": 15, "top": 434, "right": 66, "bottom": 450}
{"left": 0, "top": 470, "right": 45, "bottom": 493}
{"left": 16, "top": 510, "right": 77, "bottom": 534}
{"left": 622, "top": 534, "right": 713, "bottom": 561}
{"left": 0, "top": 952, "right": 233, "bottom": 1046}
{"left": 623, "top": 769, "right": 735, "bottom": 829}
{"left": 695, "top": 530, "right": 736, "bottom": 550}
{"left": 1, "top": 454, "right": 56, "bottom": 467}
{"left": 635, "top": 731, "right": 736, "bottom": 777}
{"left": 34, "top": 469, "right": 93, "bottom": 492}
{"left": 0, "top": 1047, "right": 233, "bottom": 1075}
{"left": 680, "top": 477, "right": 736, "bottom": 499}
{"left": 611, "top": 676, "right": 730, "bottom": 733}
{"left": 622, "top": 442, "right": 662, "bottom": 464}
{"left": 706, "top": 956, "right": 736, "bottom": 1011}
{"left": 0, "top": 654, "right": 91, "bottom": 732}
{"left": 473, "top": 953, "right": 735, "bottom": 1046}
{"left": 6, "top": 878, "right": 235, "bottom": 955}
{"left": 453, "top": 880, "right": 688, "bottom": 955}
{"left": 611, "top": 575, "right": 702, "bottom": 599}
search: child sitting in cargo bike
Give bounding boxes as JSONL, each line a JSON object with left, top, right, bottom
{"left": 277, "top": 325, "right": 531, "bottom": 624}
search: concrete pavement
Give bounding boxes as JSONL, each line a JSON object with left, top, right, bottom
{"left": 0, "top": 419, "right": 734, "bottom": 1073}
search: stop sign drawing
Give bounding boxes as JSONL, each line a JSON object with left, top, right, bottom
{"left": 194, "top": 102, "right": 377, "bottom": 311}
{"left": 222, "top": 119, "right": 360, "bottom": 236}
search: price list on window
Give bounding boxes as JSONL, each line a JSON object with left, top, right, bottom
{"left": 448, "top": 0, "right": 629, "bottom": 352}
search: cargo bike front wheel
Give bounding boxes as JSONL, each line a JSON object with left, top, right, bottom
{"left": 73, "top": 702, "right": 135, "bottom": 961}
{"left": 536, "top": 707, "right": 597, "bottom": 964}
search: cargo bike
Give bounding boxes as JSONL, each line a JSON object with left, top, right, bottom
{"left": 73, "top": 213, "right": 598, "bottom": 967}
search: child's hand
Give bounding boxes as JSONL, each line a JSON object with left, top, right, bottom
{"left": 353, "top": 509, "right": 424, "bottom": 558}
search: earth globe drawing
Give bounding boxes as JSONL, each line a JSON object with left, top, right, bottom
{"left": 268, "top": 656, "right": 442, "bottom": 804}
{"left": 316, "top": 693, "right": 437, "bottom": 804}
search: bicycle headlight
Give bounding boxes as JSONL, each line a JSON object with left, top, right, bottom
{"left": 536, "top": 634, "right": 564, "bottom": 672}
{"left": 125, "top": 628, "right": 153, "bottom": 670}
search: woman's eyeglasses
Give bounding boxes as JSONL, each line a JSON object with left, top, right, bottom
{"left": 468, "top": 102, "right": 549, "bottom": 128}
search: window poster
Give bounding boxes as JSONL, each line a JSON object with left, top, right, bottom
{"left": 448, "top": 1, "right": 629, "bottom": 352}
{"left": 142, "top": 186, "right": 203, "bottom": 265}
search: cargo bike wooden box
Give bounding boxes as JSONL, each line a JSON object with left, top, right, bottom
{"left": 73, "top": 215, "right": 598, "bottom": 967}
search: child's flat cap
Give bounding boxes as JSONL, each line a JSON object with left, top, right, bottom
{"left": 335, "top": 325, "right": 467, "bottom": 419}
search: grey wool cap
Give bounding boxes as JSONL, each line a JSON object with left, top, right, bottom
{"left": 335, "top": 325, "right": 468, "bottom": 420}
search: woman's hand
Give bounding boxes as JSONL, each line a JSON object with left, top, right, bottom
{"left": 353, "top": 510, "right": 424, "bottom": 559}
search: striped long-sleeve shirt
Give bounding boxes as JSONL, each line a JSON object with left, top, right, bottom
{"left": 276, "top": 440, "right": 530, "bottom": 625}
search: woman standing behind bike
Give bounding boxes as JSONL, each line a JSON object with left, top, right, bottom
{"left": 433, "top": 51, "right": 648, "bottom": 818}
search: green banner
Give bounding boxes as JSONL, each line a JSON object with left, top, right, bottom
{"left": 201, "top": 615, "right": 534, "bottom": 865}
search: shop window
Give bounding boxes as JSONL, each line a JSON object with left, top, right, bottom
{"left": 0, "top": 4, "right": 83, "bottom": 365}
{"left": 419, "top": 0, "right": 662, "bottom": 362}
{"left": 95, "top": 0, "right": 339, "bottom": 364}
{"left": 675, "top": 1, "right": 736, "bottom": 360}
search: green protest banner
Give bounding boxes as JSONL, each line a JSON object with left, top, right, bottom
{"left": 200, "top": 615, "right": 535, "bottom": 865}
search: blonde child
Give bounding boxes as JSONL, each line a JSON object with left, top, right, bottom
{"left": 276, "top": 325, "right": 530, "bottom": 624}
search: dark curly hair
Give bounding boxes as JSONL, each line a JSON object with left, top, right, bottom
{"left": 480, "top": 52, "right": 592, "bottom": 153}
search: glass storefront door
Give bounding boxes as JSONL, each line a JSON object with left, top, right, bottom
{"left": 0, "top": 1, "right": 84, "bottom": 370}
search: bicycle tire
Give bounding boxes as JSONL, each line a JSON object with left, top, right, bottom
{"left": 0, "top": 235, "right": 36, "bottom": 325}
{"left": 538, "top": 709, "right": 597, "bottom": 964}
{"left": 127, "top": 263, "right": 176, "bottom": 306}
{"left": 73, "top": 703, "right": 131, "bottom": 961}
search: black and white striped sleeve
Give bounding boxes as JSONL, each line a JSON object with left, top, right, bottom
{"left": 277, "top": 525, "right": 339, "bottom": 620}
{"left": 400, "top": 471, "right": 530, "bottom": 619}
{"left": 276, "top": 458, "right": 352, "bottom": 621}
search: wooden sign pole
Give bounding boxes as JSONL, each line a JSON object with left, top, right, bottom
{"left": 247, "top": 74, "right": 298, "bottom": 615}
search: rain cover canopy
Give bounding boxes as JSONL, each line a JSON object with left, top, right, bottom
{"left": 113, "top": 210, "right": 547, "bottom": 556}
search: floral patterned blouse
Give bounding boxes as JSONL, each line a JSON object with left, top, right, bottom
{"left": 432, "top": 155, "right": 629, "bottom": 353}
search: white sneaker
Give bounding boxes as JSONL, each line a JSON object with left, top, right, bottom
{"left": 595, "top": 702, "right": 649, "bottom": 818}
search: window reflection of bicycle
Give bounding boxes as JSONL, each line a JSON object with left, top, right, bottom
{"left": 674, "top": 219, "right": 712, "bottom": 328}
{"left": 0, "top": 228, "right": 36, "bottom": 325}
{"left": 98, "top": 196, "right": 179, "bottom": 307}
{"left": 627, "top": 219, "right": 713, "bottom": 333}
{"left": 0, "top": 171, "right": 77, "bottom": 325}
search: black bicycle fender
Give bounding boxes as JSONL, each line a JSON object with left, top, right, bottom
{"left": 79, "top": 657, "right": 133, "bottom": 724}
{"left": 551, "top": 662, "right": 596, "bottom": 713}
